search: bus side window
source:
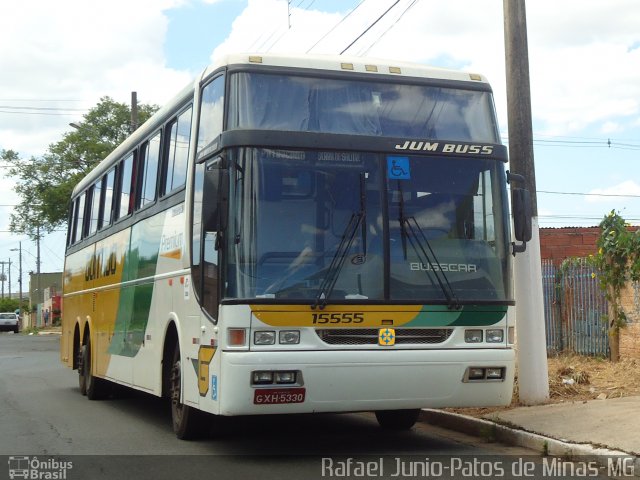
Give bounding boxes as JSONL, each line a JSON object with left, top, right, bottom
{"left": 88, "top": 178, "right": 102, "bottom": 236}
{"left": 73, "top": 192, "right": 87, "bottom": 243}
{"left": 67, "top": 199, "right": 76, "bottom": 246}
{"left": 101, "top": 167, "right": 116, "bottom": 229}
{"left": 138, "top": 131, "right": 161, "bottom": 209}
{"left": 162, "top": 106, "right": 192, "bottom": 196}
{"left": 117, "top": 153, "right": 135, "bottom": 220}
{"left": 197, "top": 75, "right": 224, "bottom": 159}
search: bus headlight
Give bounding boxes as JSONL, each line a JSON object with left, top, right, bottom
{"left": 279, "top": 330, "right": 300, "bottom": 345}
{"left": 464, "top": 329, "right": 483, "bottom": 343}
{"left": 254, "top": 331, "right": 276, "bottom": 345}
{"left": 486, "top": 329, "right": 504, "bottom": 343}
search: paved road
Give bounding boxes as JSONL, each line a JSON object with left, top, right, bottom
{"left": 0, "top": 333, "right": 538, "bottom": 479}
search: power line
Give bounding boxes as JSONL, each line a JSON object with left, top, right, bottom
{"left": 306, "top": 0, "right": 368, "bottom": 53}
{"left": 0, "top": 110, "right": 82, "bottom": 117}
{"left": 266, "top": 0, "right": 325, "bottom": 51}
{"left": 0, "top": 105, "right": 86, "bottom": 112}
{"left": 341, "top": 0, "right": 401, "bottom": 55}
{"left": 0, "top": 98, "right": 83, "bottom": 102}
{"left": 538, "top": 190, "right": 640, "bottom": 199}
{"left": 359, "top": 0, "right": 419, "bottom": 56}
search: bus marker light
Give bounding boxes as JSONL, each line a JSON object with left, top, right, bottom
{"left": 486, "top": 368, "right": 504, "bottom": 380}
{"left": 228, "top": 328, "right": 247, "bottom": 346}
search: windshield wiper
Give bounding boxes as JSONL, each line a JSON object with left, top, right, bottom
{"left": 312, "top": 173, "right": 368, "bottom": 310}
{"left": 397, "top": 184, "right": 460, "bottom": 309}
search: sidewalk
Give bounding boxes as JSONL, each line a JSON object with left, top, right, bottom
{"left": 36, "top": 326, "right": 62, "bottom": 335}
{"left": 422, "top": 396, "right": 640, "bottom": 472}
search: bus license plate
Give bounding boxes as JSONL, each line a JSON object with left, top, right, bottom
{"left": 254, "top": 388, "right": 306, "bottom": 405}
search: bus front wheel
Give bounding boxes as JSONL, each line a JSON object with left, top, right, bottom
{"left": 375, "top": 409, "right": 420, "bottom": 430}
{"left": 170, "top": 343, "right": 208, "bottom": 439}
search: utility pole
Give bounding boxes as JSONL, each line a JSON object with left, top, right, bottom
{"left": 131, "top": 91, "right": 138, "bottom": 133}
{"left": 0, "top": 261, "right": 5, "bottom": 299}
{"left": 11, "top": 243, "right": 22, "bottom": 321}
{"left": 36, "top": 226, "right": 41, "bottom": 309}
{"left": 0, "top": 260, "right": 10, "bottom": 299}
{"left": 504, "top": 0, "right": 549, "bottom": 404}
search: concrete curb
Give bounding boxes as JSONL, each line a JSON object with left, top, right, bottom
{"left": 420, "top": 409, "right": 640, "bottom": 475}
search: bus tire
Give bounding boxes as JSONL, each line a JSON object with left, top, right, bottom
{"left": 83, "top": 337, "right": 109, "bottom": 400}
{"left": 375, "top": 409, "right": 420, "bottom": 430}
{"left": 78, "top": 344, "right": 88, "bottom": 396}
{"left": 170, "top": 343, "right": 208, "bottom": 440}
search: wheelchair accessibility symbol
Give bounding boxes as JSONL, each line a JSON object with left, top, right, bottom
{"left": 387, "top": 156, "right": 411, "bottom": 180}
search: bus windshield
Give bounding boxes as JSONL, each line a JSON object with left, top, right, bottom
{"left": 224, "top": 148, "right": 511, "bottom": 304}
{"left": 227, "top": 72, "right": 499, "bottom": 142}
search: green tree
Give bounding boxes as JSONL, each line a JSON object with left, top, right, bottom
{"left": 1, "top": 97, "right": 158, "bottom": 239}
{"left": 593, "top": 210, "right": 640, "bottom": 361}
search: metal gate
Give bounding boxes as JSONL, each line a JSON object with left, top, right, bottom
{"left": 542, "top": 258, "right": 609, "bottom": 357}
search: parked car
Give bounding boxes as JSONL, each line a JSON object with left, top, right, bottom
{"left": 0, "top": 312, "right": 19, "bottom": 333}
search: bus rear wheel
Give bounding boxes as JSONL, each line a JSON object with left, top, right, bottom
{"left": 169, "top": 343, "right": 208, "bottom": 440}
{"left": 78, "top": 345, "right": 88, "bottom": 396}
{"left": 375, "top": 409, "right": 420, "bottom": 430}
{"left": 80, "top": 337, "right": 109, "bottom": 400}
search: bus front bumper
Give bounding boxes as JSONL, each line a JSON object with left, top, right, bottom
{"left": 215, "top": 348, "right": 515, "bottom": 416}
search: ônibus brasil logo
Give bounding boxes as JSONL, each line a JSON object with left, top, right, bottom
{"left": 8, "top": 456, "right": 73, "bottom": 480}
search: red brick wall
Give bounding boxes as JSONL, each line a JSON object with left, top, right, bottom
{"left": 539, "top": 227, "right": 600, "bottom": 265}
{"left": 540, "top": 227, "right": 639, "bottom": 265}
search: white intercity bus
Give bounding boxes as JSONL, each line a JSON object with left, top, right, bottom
{"left": 61, "top": 53, "right": 531, "bottom": 439}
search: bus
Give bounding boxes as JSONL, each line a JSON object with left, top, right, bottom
{"left": 61, "top": 53, "right": 532, "bottom": 439}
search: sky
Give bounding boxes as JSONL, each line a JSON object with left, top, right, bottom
{"left": 0, "top": 0, "right": 639, "bottom": 293}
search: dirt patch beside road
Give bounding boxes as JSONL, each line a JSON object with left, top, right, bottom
{"left": 449, "top": 353, "right": 640, "bottom": 417}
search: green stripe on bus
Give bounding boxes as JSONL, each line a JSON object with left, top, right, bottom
{"left": 108, "top": 215, "right": 164, "bottom": 357}
{"left": 404, "top": 305, "right": 507, "bottom": 327}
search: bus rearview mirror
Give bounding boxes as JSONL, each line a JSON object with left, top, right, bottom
{"left": 511, "top": 187, "right": 532, "bottom": 255}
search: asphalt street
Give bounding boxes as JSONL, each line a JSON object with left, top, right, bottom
{"left": 0, "top": 333, "right": 541, "bottom": 480}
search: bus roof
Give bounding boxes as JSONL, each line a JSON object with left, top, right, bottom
{"left": 72, "top": 53, "right": 489, "bottom": 198}
{"left": 207, "top": 53, "right": 489, "bottom": 84}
